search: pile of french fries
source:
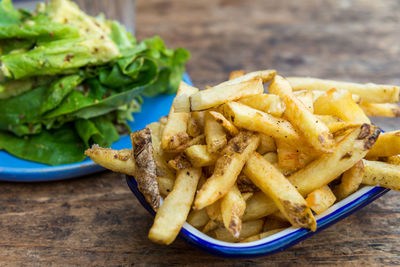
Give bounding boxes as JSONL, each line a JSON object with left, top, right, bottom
{"left": 86, "top": 69, "right": 400, "bottom": 245}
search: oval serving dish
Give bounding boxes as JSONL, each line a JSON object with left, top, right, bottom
{"left": 126, "top": 175, "right": 388, "bottom": 258}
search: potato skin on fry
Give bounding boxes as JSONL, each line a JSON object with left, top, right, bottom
{"left": 85, "top": 145, "right": 136, "bottom": 175}
{"left": 131, "top": 128, "right": 161, "bottom": 210}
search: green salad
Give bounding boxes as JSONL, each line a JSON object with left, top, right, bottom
{"left": 0, "top": 0, "right": 190, "bottom": 165}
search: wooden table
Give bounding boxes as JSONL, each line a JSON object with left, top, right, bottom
{"left": 1, "top": 0, "right": 400, "bottom": 265}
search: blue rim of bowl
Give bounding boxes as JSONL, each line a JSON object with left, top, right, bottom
{"left": 126, "top": 175, "right": 389, "bottom": 258}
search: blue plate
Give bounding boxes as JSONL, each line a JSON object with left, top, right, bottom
{"left": 0, "top": 73, "right": 193, "bottom": 182}
{"left": 126, "top": 176, "right": 389, "bottom": 257}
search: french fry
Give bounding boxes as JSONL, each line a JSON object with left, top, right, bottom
{"left": 149, "top": 167, "right": 202, "bottom": 245}
{"left": 190, "top": 78, "right": 264, "bottom": 111}
{"left": 237, "top": 173, "right": 259, "bottom": 193}
{"left": 187, "top": 209, "right": 209, "bottom": 229}
{"left": 85, "top": 145, "right": 136, "bottom": 175}
{"left": 243, "top": 191, "right": 279, "bottom": 221}
{"left": 206, "top": 199, "right": 222, "bottom": 222}
{"left": 219, "top": 69, "right": 276, "bottom": 86}
{"left": 269, "top": 75, "right": 334, "bottom": 152}
{"left": 242, "top": 192, "right": 254, "bottom": 201}
{"left": 161, "top": 82, "right": 198, "bottom": 151}
{"left": 257, "top": 134, "right": 276, "bottom": 154}
{"left": 208, "top": 111, "right": 239, "bottom": 136}
{"left": 263, "top": 217, "right": 291, "bottom": 232}
{"left": 385, "top": 155, "right": 400, "bottom": 165}
{"left": 240, "top": 228, "right": 286, "bottom": 243}
{"left": 202, "top": 220, "right": 219, "bottom": 234}
{"left": 360, "top": 103, "right": 400, "bottom": 117}
{"left": 315, "top": 115, "right": 350, "bottom": 133}
{"left": 262, "top": 151, "right": 278, "bottom": 162}
{"left": 221, "top": 184, "right": 246, "bottom": 238}
{"left": 287, "top": 77, "right": 400, "bottom": 103}
{"left": 213, "top": 219, "right": 264, "bottom": 242}
{"left": 147, "top": 122, "right": 177, "bottom": 197}
{"left": 184, "top": 145, "right": 218, "bottom": 167}
{"left": 367, "top": 131, "right": 400, "bottom": 157}
{"left": 221, "top": 101, "right": 301, "bottom": 143}
{"left": 168, "top": 154, "right": 191, "bottom": 170}
{"left": 294, "top": 90, "right": 314, "bottom": 112}
{"left": 288, "top": 124, "right": 380, "bottom": 196}
{"left": 276, "top": 139, "right": 316, "bottom": 173}
{"left": 244, "top": 153, "right": 317, "bottom": 231}
{"left": 306, "top": 185, "right": 336, "bottom": 214}
{"left": 131, "top": 128, "right": 161, "bottom": 210}
{"left": 205, "top": 111, "right": 227, "bottom": 153}
{"left": 194, "top": 132, "right": 260, "bottom": 210}
{"left": 311, "top": 90, "right": 361, "bottom": 104}
{"left": 229, "top": 70, "right": 245, "bottom": 80}
{"left": 187, "top": 111, "right": 205, "bottom": 138}
{"left": 333, "top": 160, "right": 364, "bottom": 200}
{"left": 237, "top": 94, "right": 285, "bottom": 117}
{"left": 173, "top": 82, "right": 200, "bottom": 112}
{"left": 313, "top": 89, "right": 370, "bottom": 124}
{"left": 362, "top": 160, "right": 400, "bottom": 191}
{"left": 173, "top": 134, "right": 205, "bottom": 152}
{"left": 270, "top": 211, "right": 288, "bottom": 222}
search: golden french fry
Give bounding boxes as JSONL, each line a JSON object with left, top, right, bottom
{"left": 167, "top": 154, "right": 191, "bottom": 170}
{"left": 221, "top": 184, "right": 246, "bottom": 238}
{"left": 240, "top": 228, "right": 286, "bottom": 243}
{"left": 237, "top": 94, "right": 285, "bottom": 117}
{"left": 149, "top": 167, "right": 201, "bottom": 245}
{"left": 208, "top": 111, "right": 239, "bottom": 136}
{"left": 270, "top": 211, "right": 288, "bottom": 222}
{"left": 315, "top": 115, "right": 351, "bottom": 133}
{"left": 333, "top": 160, "right": 364, "bottom": 200}
{"left": 214, "top": 219, "right": 264, "bottom": 242}
{"left": 276, "top": 139, "right": 316, "bottom": 173}
{"left": 206, "top": 199, "right": 222, "bottom": 222}
{"left": 85, "top": 145, "right": 136, "bottom": 175}
{"left": 385, "top": 155, "right": 400, "bottom": 165}
{"left": 311, "top": 90, "right": 361, "bottom": 104}
{"left": 202, "top": 220, "right": 219, "bottom": 234}
{"left": 287, "top": 77, "right": 400, "bottom": 103}
{"left": 306, "top": 185, "right": 336, "bottom": 215}
{"left": 187, "top": 209, "right": 209, "bottom": 229}
{"left": 367, "top": 131, "right": 400, "bottom": 157}
{"left": 173, "top": 82, "right": 200, "bottom": 112}
{"left": 147, "top": 122, "right": 177, "bottom": 197}
{"left": 221, "top": 101, "right": 301, "bottom": 143}
{"left": 242, "top": 192, "right": 254, "bottom": 201}
{"left": 360, "top": 103, "right": 400, "bottom": 118}
{"left": 257, "top": 134, "right": 276, "bottom": 154}
{"left": 362, "top": 160, "right": 400, "bottom": 191}
{"left": 243, "top": 191, "right": 279, "bottom": 221}
{"left": 314, "top": 89, "right": 370, "bottom": 124}
{"left": 190, "top": 78, "right": 264, "bottom": 111}
{"left": 294, "top": 90, "right": 314, "bottom": 112}
{"left": 288, "top": 124, "right": 380, "bottom": 196}
{"left": 161, "top": 83, "right": 198, "bottom": 151}
{"left": 237, "top": 173, "right": 259, "bottom": 193}
{"left": 263, "top": 152, "right": 278, "bottom": 164}
{"left": 205, "top": 111, "right": 227, "bottom": 153}
{"left": 131, "top": 128, "right": 161, "bottom": 210}
{"left": 244, "top": 152, "right": 317, "bottom": 231}
{"left": 229, "top": 70, "right": 245, "bottom": 80}
{"left": 184, "top": 144, "right": 218, "bottom": 167}
{"left": 219, "top": 69, "right": 276, "bottom": 86}
{"left": 269, "top": 75, "right": 333, "bottom": 152}
{"left": 187, "top": 116, "right": 202, "bottom": 137}
{"left": 194, "top": 132, "right": 260, "bottom": 210}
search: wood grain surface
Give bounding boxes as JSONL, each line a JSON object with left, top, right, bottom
{"left": 1, "top": 0, "right": 400, "bottom": 266}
